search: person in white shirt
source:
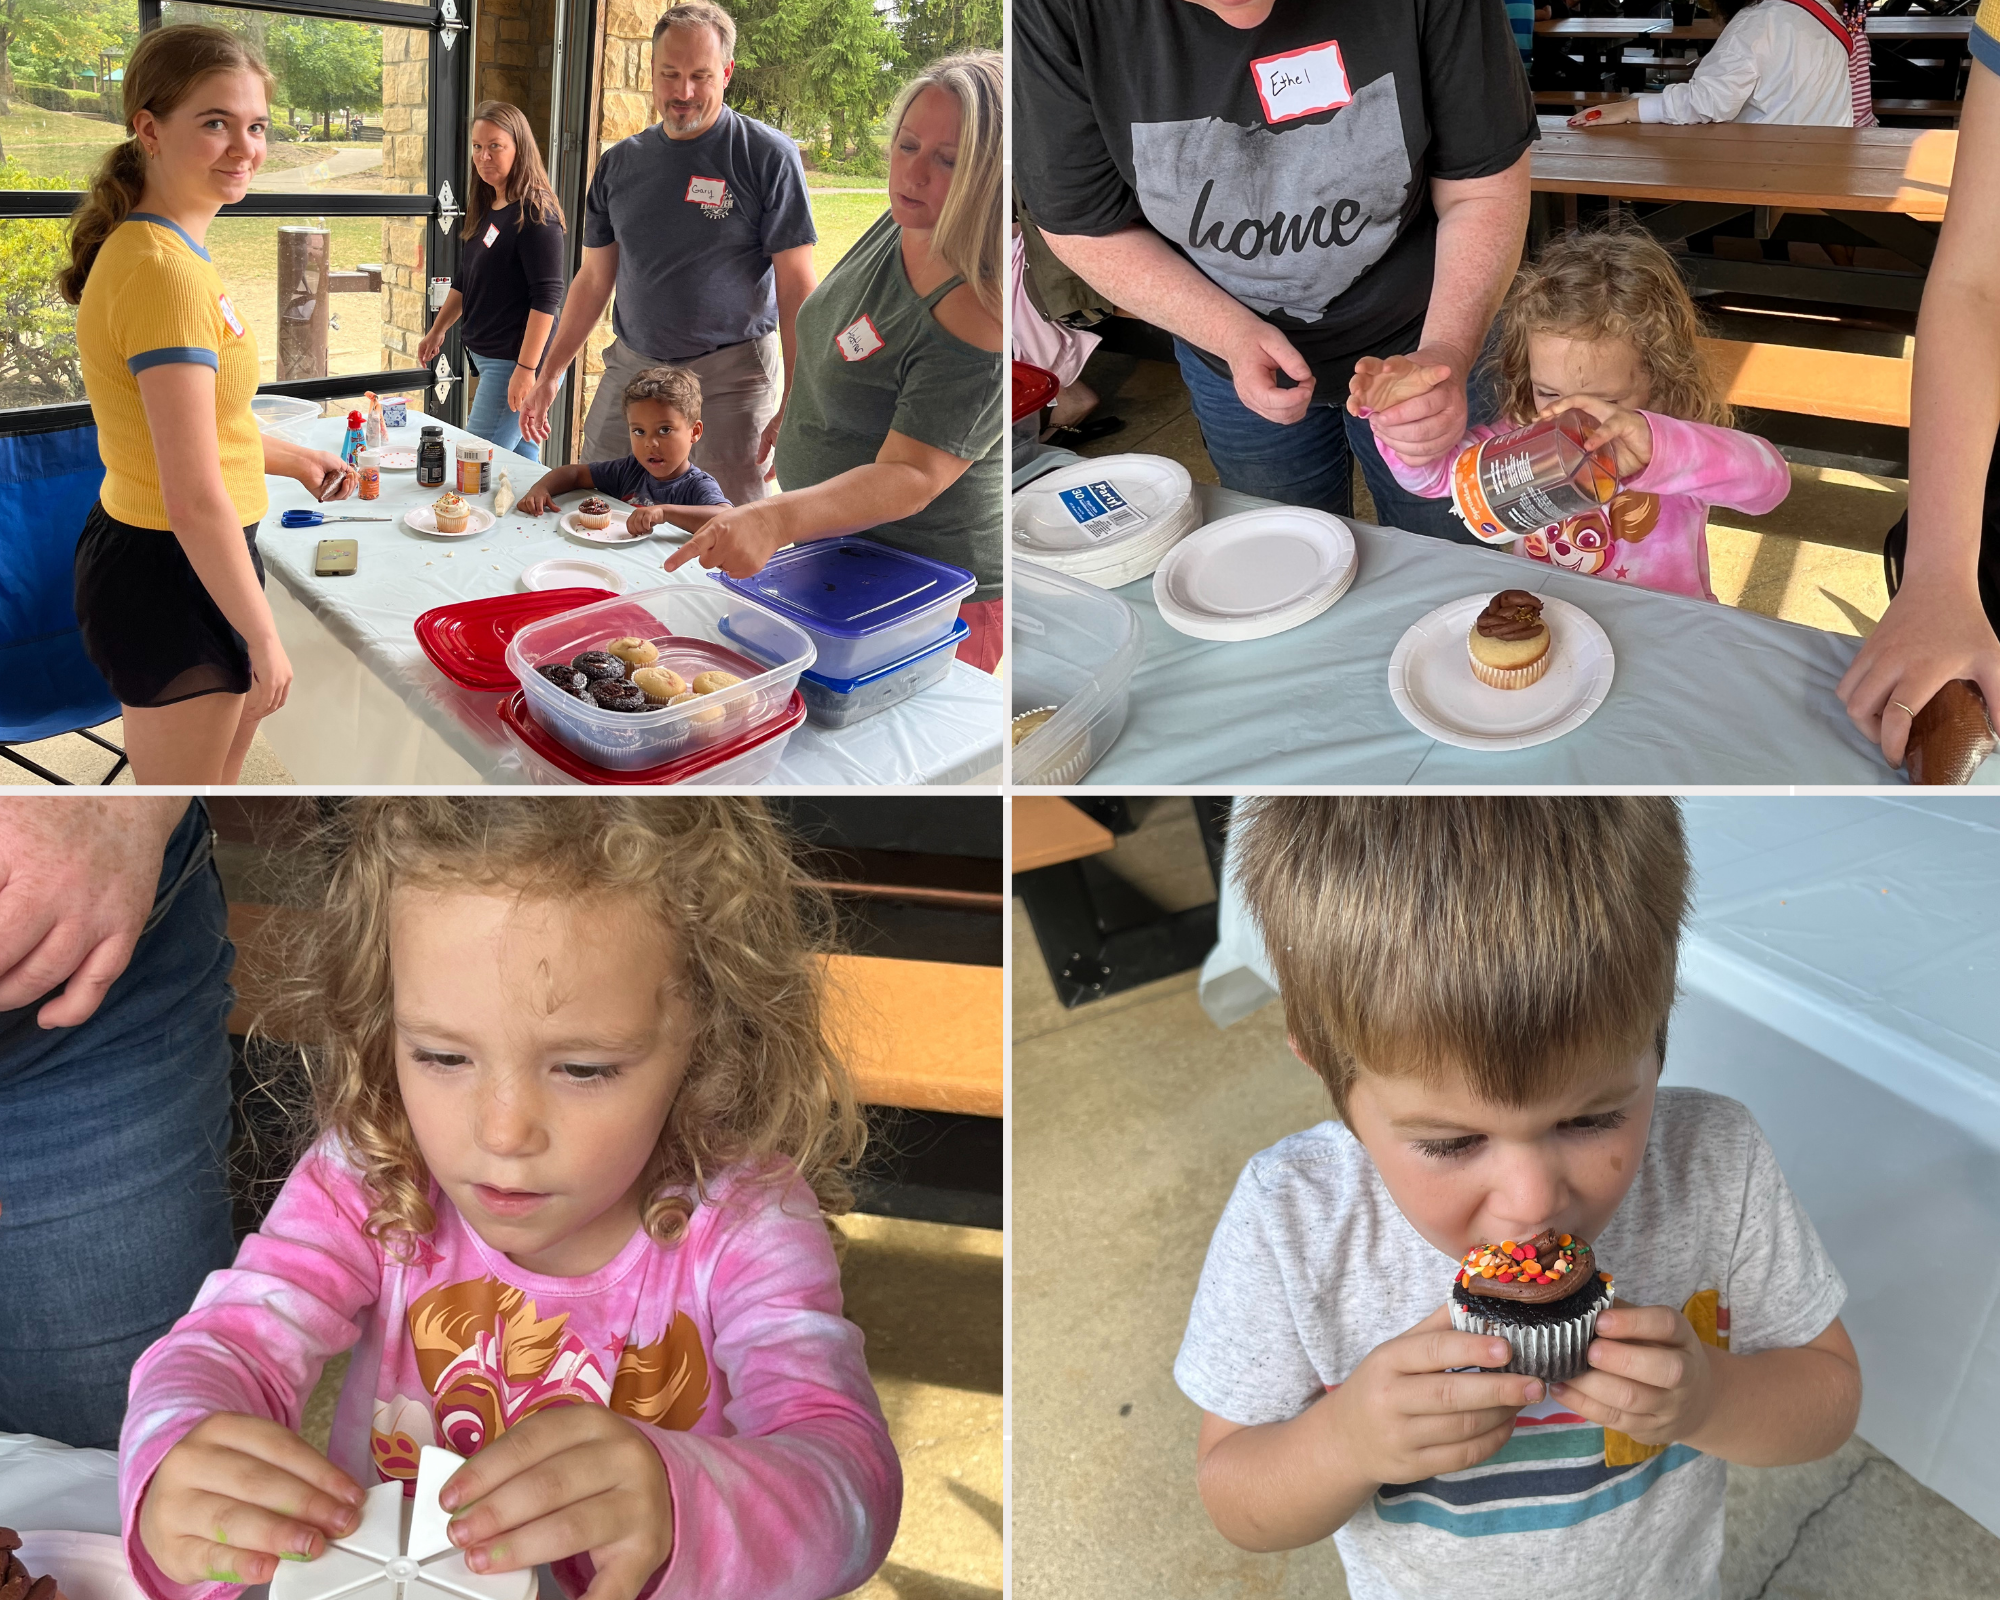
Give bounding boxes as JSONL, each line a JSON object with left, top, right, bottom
{"left": 1569, "top": 0, "right": 1854, "bottom": 129}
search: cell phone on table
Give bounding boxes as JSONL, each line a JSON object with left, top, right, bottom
{"left": 314, "top": 537, "right": 358, "bottom": 577}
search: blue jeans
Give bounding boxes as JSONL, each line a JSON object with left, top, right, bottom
{"left": 1173, "top": 339, "right": 1484, "bottom": 544}
{"left": 0, "top": 800, "right": 237, "bottom": 1448}
{"left": 466, "top": 348, "right": 538, "bottom": 462}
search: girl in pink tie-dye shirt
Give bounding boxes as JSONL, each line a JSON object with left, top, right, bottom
{"left": 1350, "top": 225, "right": 1792, "bottom": 602}
{"left": 121, "top": 798, "right": 900, "bottom": 1600}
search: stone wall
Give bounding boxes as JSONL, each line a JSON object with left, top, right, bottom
{"left": 574, "top": 0, "right": 663, "bottom": 432}
{"left": 378, "top": 27, "right": 433, "bottom": 389}
{"left": 476, "top": 0, "right": 559, "bottom": 151}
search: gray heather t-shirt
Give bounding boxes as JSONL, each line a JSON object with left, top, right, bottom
{"left": 1175, "top": 1088, "right": 1846, "bottom": 1600}
{"left": 774, "top": 209, "right": 1003, "bottom": 598}
{"left": 582, "top": 106, "right": 817, "bottom": 362}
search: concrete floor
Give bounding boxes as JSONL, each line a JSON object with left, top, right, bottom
{"left": 300, "top": 1213, "right": 1000, "bottom": 1600}
{"left": 1011, "top": 799, "right": 2000, "bottom": 1600}
{"left": 1067, "top": 351, "right": 1903, "bottom": 638}
{"left": 1, "top": 718, "right": 294, "bottom": 785}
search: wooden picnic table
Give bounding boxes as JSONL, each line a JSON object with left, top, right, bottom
{"left": 1531, "top": 116, "right": 1954, "bottom": 310}
{"left": 1536, "top": 17, "right": 1672, "bottom": 33}
{"left": 1657, "top": 12, "right": 1968, "bottom": 36}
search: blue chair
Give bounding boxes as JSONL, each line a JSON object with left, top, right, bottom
{"left": 0, "top": 424, "right": 127, "bottom": 784}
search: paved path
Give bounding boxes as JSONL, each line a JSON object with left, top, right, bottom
{"left": 248, "top": 146, "right": 383, "bottom": 190}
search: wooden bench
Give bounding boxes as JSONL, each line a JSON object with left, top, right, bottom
{"left": 1698, "top": 336, "right": 1912, "bottom": 429}
{"left": 1534, "top": 90, "right": 1622, "bottom": 109}
{"left": 1012, "top": 796, "right": 1114, "bottom": 873}
{"left": 224, "top": 903, "right": 1001, "bottom": 1119}
{"left": 1873, "top": 98, "right": 1962, "bottom": 123}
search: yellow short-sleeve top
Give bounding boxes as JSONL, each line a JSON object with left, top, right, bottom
{"left": 75, "top": 214, "right": 268, "bottom": 530}
{"left": 1975, "top": 0, "right": 2000, "bottom": 73}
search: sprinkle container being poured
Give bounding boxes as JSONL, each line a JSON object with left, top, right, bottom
{"left": 1450, "top": 410, "right": 1620, "bottom": 544}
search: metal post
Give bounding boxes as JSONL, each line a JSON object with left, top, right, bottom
{"left": 277, "top": 224, "right": 332, "bottom": 380}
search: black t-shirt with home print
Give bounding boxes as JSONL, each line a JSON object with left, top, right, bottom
{"left": 1013, "top": 0, "right": 1536, "bottom": 394}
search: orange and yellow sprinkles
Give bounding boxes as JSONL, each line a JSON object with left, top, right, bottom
{"left": 1455, "top": 1232, "right": 1605, "bottom": 1290}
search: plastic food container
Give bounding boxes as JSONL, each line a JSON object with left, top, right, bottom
{"left": 712, "top": 538, "right": 975, "bottom": 681}
{"left": 415, "top": 588, "right": 617, "bottom": 691}
{"left": 1012, "top": 561, "right": 1145, "bottom": 785}
{"left": 506, "top": 584, "right": 814, "bottom": 771}
{"left": 251, "top": 394, "right": 319, "bottom": 440}
{"left": 797, "top": 616, "right": 968, "bottom": 728}
{"left": 499, "top": 689, "right": 806, "bottom": 785}
{"left": 1013, "top": 360, "right": 1059, "bottom": 471}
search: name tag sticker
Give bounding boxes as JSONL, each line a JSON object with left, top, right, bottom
{"left": 685, "top": 175, "right": 728, "bottom": 206}
{"left": 1250, "top": 40, "right": 1353, "bottom": 124}
{"left": 217, "top": 293, "right": 244, "bottom": 337}
{"left": 483, "top": 222, "right": 500, "bottom": 247}
{"left": 835, "top": 314, "right": 885, "bottom": 362}
{"left": 1057, "top": 480, "right": 1149, "bottom": 541}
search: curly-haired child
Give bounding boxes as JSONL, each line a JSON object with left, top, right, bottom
{"left": 120, "top": 798, "right": 900, "bottom": 1600}
{"left": 1348, "top": 227, "right": 1792, "bottom": 601}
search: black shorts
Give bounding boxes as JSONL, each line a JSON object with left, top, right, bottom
{"left": 73, "top": 501, "right": 265, "bottom": 708}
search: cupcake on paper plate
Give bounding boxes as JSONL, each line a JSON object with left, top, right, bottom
{"left": 432, "top": 491, "right": 470, "bottom": 533}
{"left": 576, "top": 495, "right": 612, "bottom": 531}
{"left": 1467, "top": 589, "right": 1552, "bottom": 690}
{"left": 1449, "top": 1227, "right": 1612, "bottom": 1382}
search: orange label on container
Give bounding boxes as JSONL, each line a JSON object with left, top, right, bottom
{"left": 1450, "top": 443, "right": 1511, "bottom": 543}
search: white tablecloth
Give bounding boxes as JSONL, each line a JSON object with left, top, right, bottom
{"left": 1025, "top": 466, "right": 1977, "bottom": 785}
{"left": 255, "top": 416, "right": 1003, "bottom": 785}
{"left": 1195, "top": 795, "right": 2000, "bottom": 1535}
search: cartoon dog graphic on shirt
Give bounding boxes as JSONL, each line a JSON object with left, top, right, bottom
{"left": 369, "top": 1275, "right": 710, "bottom": 1483}
{"left": 1522, "top": 491, "right": 1661, "bottom": 577}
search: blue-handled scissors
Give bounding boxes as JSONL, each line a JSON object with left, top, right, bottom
{"left": 280, "top": 509, "right": 392, "bottom": 526}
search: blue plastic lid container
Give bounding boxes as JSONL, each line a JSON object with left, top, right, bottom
{"left": 796, "top": 616, "right": 969, "bottom": 728}
{"left": 712, "top": 537, "right": 976, "bottom": 682}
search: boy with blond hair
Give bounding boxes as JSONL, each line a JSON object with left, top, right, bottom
{"left": 1178, "top": 797, "right": 1860, "bottom": 1600}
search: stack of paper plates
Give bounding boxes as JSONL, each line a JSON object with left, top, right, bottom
{"left": 1012, "top": 455, "right": 1201, "bottom": 589}
{"left": 1151, "top": 507, "right": 1358, "bottom": 642}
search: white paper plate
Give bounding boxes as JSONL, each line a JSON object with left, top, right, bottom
{"left": 561, "top": 508, "right": 650, "bottom": 545}
{"left": 403, "top": 503, "right": 495, "bottom": 539}
{"left": 1152, "top": 507, "right": 1358, "bottom": 641}
{"left": 1388, "top": 592, "right": 1615, "bottom": 751}
{"left": 1013, "top": 454, "right": 1195, "bottom": 557}
{"left": 376, "top": 448, "right": 418, "bottom": 470}
{"left": 521, "top": 556, "right": 626, "bottom": 593}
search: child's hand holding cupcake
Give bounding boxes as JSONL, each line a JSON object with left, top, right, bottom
{"left": 1550, "top": 1302, "right": 1720, "bottom": 1448}
{"left": 436, "top": 1405, "right": 672, "bottom": 1600}
{"left": 1536, "top": 393, "right": 1655, "bottom": 478}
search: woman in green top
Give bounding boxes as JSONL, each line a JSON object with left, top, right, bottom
{"left": 667, "top": 50, "right": 1006, "bottom": 670}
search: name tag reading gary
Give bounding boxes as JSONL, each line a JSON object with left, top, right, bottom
{"left": 1250, "top": 40, "right": 1353, "bottom": 124}
{"left": 836, "top": 314, "right": 885, "bottom": 362}
{"left": 685, "top": 175, "right": 728, "bottom": 206}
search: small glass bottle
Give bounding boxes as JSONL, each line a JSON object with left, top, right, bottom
{"left": 417, "top": 425, "right": 447, "bottom": 488}
{"left": 1450, "top": 410, "right": 1620, "bottom": 543}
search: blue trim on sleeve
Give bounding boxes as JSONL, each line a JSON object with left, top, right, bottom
{"left": 1972, "top": 24, "right": 2000, "bottom": 76}
{"left": 128, "top": 346, "right": 220, "bottom": 375}
{"left": 126, "top": 212, "right": 213, "bottom": 261}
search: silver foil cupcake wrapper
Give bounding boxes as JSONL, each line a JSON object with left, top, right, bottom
{"left": 1449, "top": 1295, "right": 1607, "bottom": 1383}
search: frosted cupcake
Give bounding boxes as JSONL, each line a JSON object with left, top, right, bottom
{"left": 1448, "top": 1228, "right": 1612, "bottom": 1382}
{"left": 1467, "top": 589, "right": 1551, "bottom": 690}
{"left": 432, "top": 492, "right": 469, "bottom": 534}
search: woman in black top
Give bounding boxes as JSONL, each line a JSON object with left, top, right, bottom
{"left": 417, "top": 100, "right": 566, "bottom": 459}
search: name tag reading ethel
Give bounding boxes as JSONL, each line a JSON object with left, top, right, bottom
{"left": 1250, "top": 40, "right": 1353, "bottom": 124}
{"left": 685, "top": 175, "right": 728, "bottom": 206}
{"left": 217, "top": 293, "right": 245, "bottom": 337}
{"left": 836, "top": 314, "right": 885, "bottom": 362}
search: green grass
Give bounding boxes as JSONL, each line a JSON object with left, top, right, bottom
{"left": 0, "top": 104, "right": 125, "bottom": 186}
{"left": 810, "top": 190, "right": 886, "bottom": 274}
{"left": 800, "top": 171, "right": 890, "bottom": 189}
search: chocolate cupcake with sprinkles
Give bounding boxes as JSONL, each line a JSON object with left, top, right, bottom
{"left": 1449, "top": 1227, "right": 1614, "bottom": 1381}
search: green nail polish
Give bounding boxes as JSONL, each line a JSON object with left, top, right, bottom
{"left": 280, "top": 1552, "right": 311, "bottom": 1563}
{"left": 206, "top": 1571, "right": 242, "bottom": 1585}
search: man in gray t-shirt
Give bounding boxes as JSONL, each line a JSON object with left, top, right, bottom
{"left": 520, "top": 0, "right": 817, "bottom": 503}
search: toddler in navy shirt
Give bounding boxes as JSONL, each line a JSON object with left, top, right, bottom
{"left": 519, "top": 365, "right": 730, "bottom": 537}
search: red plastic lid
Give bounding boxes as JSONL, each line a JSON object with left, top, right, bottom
{"left": 1012, "top": 360, "right": 1060, "bottom": 424}
{"left": 497, "top": 689, "right": 807, "bottom": 784}
{"left": 415, "top": 589, "right": 616, "bottom": 691}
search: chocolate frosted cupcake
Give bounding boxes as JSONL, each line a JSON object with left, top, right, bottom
{"left": 1449, "top": 1228, "right": 1612, "bottom": 1381}
{"left": 1467, "top": 589, "right": 1552, "bottom": 690}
